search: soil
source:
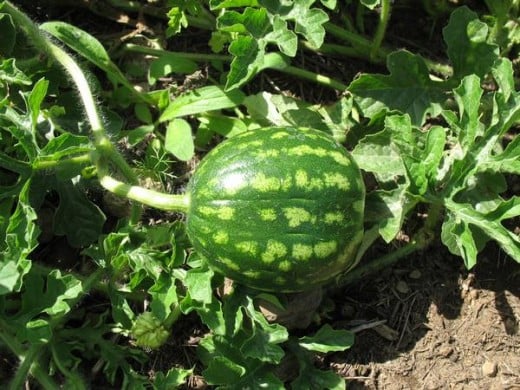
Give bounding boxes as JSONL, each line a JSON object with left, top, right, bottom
{"left": 326, "top": 243, "right": 520, "bottom": 390}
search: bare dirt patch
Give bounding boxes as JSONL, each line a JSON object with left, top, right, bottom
{"left": 328, "top": 245, "right": 519, "bottom": 389}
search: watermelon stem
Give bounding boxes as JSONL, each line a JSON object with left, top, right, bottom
{"left": 98, "top": 167, "right": 190, "bottom": 213}
{"left": 335, "top": 202, "right": 443, "bottom": 288}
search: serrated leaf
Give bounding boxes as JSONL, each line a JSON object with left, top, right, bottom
{"left": 160, "top": 86, "right": 245, "bottom": 121}
{"left": 27, "top": 78, "right": 48, "bottom": 131}
{"left": 226, "top": 35, "right": 264, "bottom": 90}
{"left": 443, "top": 7, "right": 499, "bottom": 80}
{"left": 185, "top": 267, "right": 214, "bottom": 304}
{"left": 53, "top": 180, "right": 106, "bottom": 247}
{"left": 483, "top": 135, "right": 520, "bottom": 174}
{"left": 445, "top": 199, "right": 520, "bottom": 263}
{"left": 164, "top": 118, "right": 194, "bottom": 161}
{"left": 16, "top": 269, "right": 82, "bottom": 322}
{"left": 351, "top": 128, "right": 406, "bottom": 182}
{"left": 166, "top": 6, "right": 188, "bottom": 37}
{"left": 149, "top": 273, "right": 179, "bottom": 323}
{"left": 240, "top": 328, "right": 286, "bottom": 363}
{"left": 218, "top": 7, "right": 271, "bottom": 38}
{"left": 441, "top": 213, "right": 479, "bottom": 268}
{"left": 492, "top": 58, "right": 514, "bottom": 101}
{"left": 422, "top": 125, "right": 446, "bottom": 183}
{"left": 153, "top": 367, "right": 193, "bottom": 390}
{"left": 287, "top": 0, "right": 329, "bottom": 48}
{"left": 267, "top": 15, "right": 298, "bottom": 56}
{"left": 452, "top": 74, "right": 483, "bottom": 150}
{"left": 0, "top": 58, "right": 32, "bottom": 85}
{"left": 366, "top": 185, "right": 410, "bottom": 243}
{"left": 203, "top": 356, "right": 246, "bottom": 384}
{"left": 299, "top": 324, "right": 354, "bottom": 353}
{"left": 0, "top": 180, "right": 36, "bottom": 294}
{"left": 349, "top": 50, "right": 445, "bottom": 126}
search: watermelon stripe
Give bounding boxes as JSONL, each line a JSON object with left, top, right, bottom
{"left": 186, "top": 127, "right": 365, "bottom": 292}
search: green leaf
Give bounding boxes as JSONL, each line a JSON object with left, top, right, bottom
{"left": 164, "top": 118, "right": 195, "bottom": 161}
{"left": 240, "top": 328, "right": 286, "bottom": 363}
{"left": 196, "top": 114, "right": 247, "bottom": 143}
{"left": 149, "top": 273, "right": 179, "bottom": 323}
{"left": 360, "top": 0, "right": 380, "bottom": 9}
{"left": 441, "top": 211, "right": 482, "bottom": 269}
{"left": 0, "top": 12, "right": 16, "bottom": 55}
{"left": 443, "top": 6, "right": 499, "bottom": 80}
{"left": 218, "top": 7, "right": 271, "bottom": 38}
{"left": 40, "top": 21, "right": 140, "bottom": 96}
{"left": 27, "top": 78, "right": 48, "bottom": 131}
{"left": 299, "top": 324, "right": 355, "bottom": 353}
{"left": 483, "top": 135, "right": 520, "bottom": 174}
{"left": 285, "top": 0, "right": 329, "bottom": 48}
{"left": 53, "top": 180, "right": 106, "bottom": 247}
{"left": 153, "top": 367, "right": 193, "bottom": 390}
{"left": 202, "top": 356, "right": 246, "bottom": 384}
{"left": 292, "top": 368, "right": 345, "bottom": 390}
{"left": 452, "top": 75, "right": 483, "bottom": 151}
{"left": 148, "top": 54, "right": 198, "bottom": 85}
{"left": 23, "top": 318, "right": 53, "bottom": 344}
{"left": 0, "top": 180, "right": 37, "bottom": 294}
{"left": 267, "top": 16, "right": 298, "bottom": 56}
{"left": 15, "top": 269, "right": 82, "bottom": 323}
{"left": 159, "top": 86, "right": 245, "bottom": 121}
{"left": 185, "top": 267, "right": 214, "bottom": 304}
{"left": 444, "top": 198, "right": 520, "bottom": 264}
{"left": 0, "top": 58, "right": 32, "bottom": 85}
{"left": 210, "top": 0, "right": 259, "bottom": 9}
{"left": 351, "top": 128, "right": 406, "bottom": 183}
{"left": 366, "top": 185, "right": 410, "bottom": 243}
{"left": 226, "top": 35, "right": 264, "bottom": 90}
{"left": 349, "top": 50, "right": 445, "bottom": 126}
{"left": 41, "top": 21, "right": 114, "bottom": 71}
{"left": 166, "top": 6, "right": 188, "bottom": 37}
{"left": 492, "top": 58, "right": 514, "bottom": 101}
{"left": 131, "top": 312, "right": 170, "bottom": 349}
{"left": 421, "top": 125, "right": 446, "bottom": 183}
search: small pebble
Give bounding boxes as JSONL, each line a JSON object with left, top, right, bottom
{"left": 469, "top": 289, "right": 479, "bottom": 300}
{"left": 341, "top": 304, "right": 356, "bottom": 318}
{"left": 409, "top": 269, "right": 422, "bottom": 279}
{"left": 482, "top": 361, "right": 498, "bottom": 377}
{"left": 438, "top": 345, "right": 453, "bottom": 358}
{"left": 396, "top": 280, "right": 410, "bottom": 294}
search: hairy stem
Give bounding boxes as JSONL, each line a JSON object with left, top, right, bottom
{"left": 32, "top": 153, "right": 92, "bottom": 171}
{"left": 97, "top": 162, "right": 190, "bottom": 213}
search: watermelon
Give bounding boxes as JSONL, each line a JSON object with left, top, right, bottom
{"left": 185, "top": 127, "right": 365, "bottom": 292}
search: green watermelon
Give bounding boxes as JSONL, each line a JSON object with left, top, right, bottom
{"left": 185, "top": 127, "right": 365, "bottom": 292}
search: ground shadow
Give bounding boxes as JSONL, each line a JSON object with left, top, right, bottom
{"left": 325, "top": 240, "right": 519, "bottom": 387}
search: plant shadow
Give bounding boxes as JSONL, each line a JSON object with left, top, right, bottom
{"left": 325, "top": 241, "right": 519, "bottom": 386}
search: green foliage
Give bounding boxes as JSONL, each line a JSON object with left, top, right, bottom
{"left": 0, "top": 0, "right": 518, "bottom": 389}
